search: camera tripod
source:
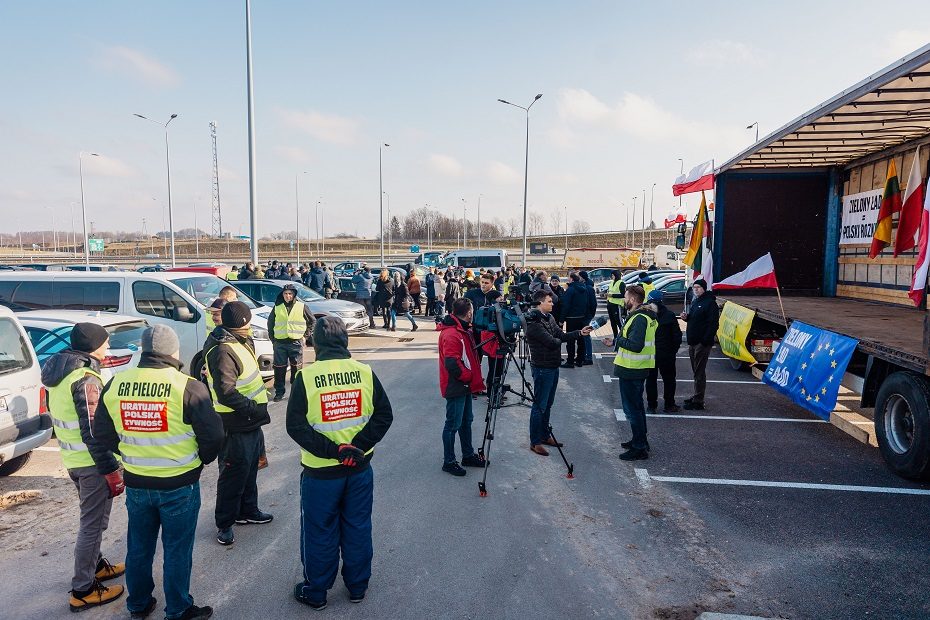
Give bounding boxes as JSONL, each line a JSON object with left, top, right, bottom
{"left": 475, "top": 335, "right": 575, "bottom": 497}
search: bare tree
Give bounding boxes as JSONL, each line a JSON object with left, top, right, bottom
{"left": 527, "top": 211, "right": 544, "bottom": 236}
{"left": 549, "top": 210, "right": 562, "bottom": 234}
{"left": 506, "top": 218, "right": 520, "bottom": 237}
{"left": 571, "top": 219, "right": 591, "bottom": 234}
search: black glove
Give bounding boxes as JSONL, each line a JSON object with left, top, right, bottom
{"left": 305, "top": 337, "right": 313, "bottom": 347}
{"left": 337, "top": 443, "right": 365, "bottom": 467}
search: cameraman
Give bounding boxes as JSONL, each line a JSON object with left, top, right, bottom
{"left": 464, "top": 273, "right": 501, "bottom": 362}
{"left": 525, "top": 290, "right": 592, "bottom": 455}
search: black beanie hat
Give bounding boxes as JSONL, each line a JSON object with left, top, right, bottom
{"left": 71, "top": 323, "right": 109, "bottom": 353}
{"left": 221, "top": 301, "right": 252, "bottom": 328}
{"left": 693, "top": 278, "right": 708, "bottom": 290}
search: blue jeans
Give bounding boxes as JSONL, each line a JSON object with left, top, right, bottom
{"left": 125, "top": 483, "right": 201, "bottom": 619}
{"left": 297, "top": 468, "right": 374, "bottom": 603}
{"left": 442, "top": 394, "right": 475, "bottom": 464}
{"left": 583, "top": 333, "right": 593, "bottom": 361}
{"left": 618, "top": 377, "right": 648, "bottom": 450}
{"left": 529, "top": 365, "right": 559, "bottom": 445}
{"left": 390, "top": 309, "right": 416, "bottom": 329}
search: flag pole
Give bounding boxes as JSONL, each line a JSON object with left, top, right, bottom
{"left": 775, "top": 284, "right": 788, "bottom": 327}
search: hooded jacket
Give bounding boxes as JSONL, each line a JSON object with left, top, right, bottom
{"left": 267, "top": 289, "right": 316, "bottom": 344}
{"left": 613, "top": 303, "right": 659, "bottom": 380}
{"left": 94, "top": 352, "right": 225, "bottom": 490}
{"left": 560, "top": 280, "right": 591, "bottom": 320}
{"left": 41, "top": 349, "right": 119, "bottom": 475}
{"left": 203, "top": 327, "right": 271, "bottom": 433}
{"left": 525, "top": 310, "right": 582, "bottom": 368}
{"left": 308, "top": 266, "right": 326, "bottom": 292}
{"left": 444, "top": 279, "right": 462, "bottom": 301}
{"left": 352, "top": 270, "right": 373, "bottom": 299}
{"left": 685, "top": 291, "right": 719, "bottom": 346}
{"left": 437, "top": 314, "right": 485, "bottom": 398}
{"left": 285, "top": 324, "right": 393, "bottom": 479}
{"left": 374, "top": 277, "right": 395, "bottom": 307}
{"left": 654, "top": 301, "right": 683, "bottom": 361}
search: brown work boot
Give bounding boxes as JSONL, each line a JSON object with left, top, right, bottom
{"left": 69, "top": 580, "right": 124, "bottom": 612}
{"left": 95, "top": 557, "right": 125, "bottom": 581}
{"left": 530, "top": 444, "right": 549, "bottom": 456}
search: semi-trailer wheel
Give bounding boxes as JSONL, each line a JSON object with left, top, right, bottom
{"left": 874, "top": 371, "right": 930, "bottom": 480}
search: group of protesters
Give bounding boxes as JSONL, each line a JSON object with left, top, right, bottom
{"left": 230, "top": 260, "right": 340, "bottom": 298}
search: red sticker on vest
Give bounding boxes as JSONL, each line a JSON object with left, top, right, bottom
{"left": 320, "top": 390, "right": 362, "bottom": 422}
{"left": 120, "top": 401, "right": 168, "bottom": 432}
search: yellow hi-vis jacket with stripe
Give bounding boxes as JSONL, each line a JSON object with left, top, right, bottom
{"left": 299, "top": 359, "right": 374, "bottom": 468}
{"left": 205, "top": 341, "right": 268, "bottom": 413}
{"left": 103, "top": 367, "right": 202, "bottom": 478}
{"left": 642, "top": 282, "right": 655, "bottom": 297}
{"left": 47, "top": 367, "right": 102, "bottom": 470}
{"left": 205, "top": 310, "right": 218, "bottom": 337}
{"left": 273, "top": 300, "right": 306, "bottom": 340}
{"left": 608, "top": 279, "right": 625, "bottom": 305}
{"left": 613, "top": 312, "right": 658, "bottom": 370}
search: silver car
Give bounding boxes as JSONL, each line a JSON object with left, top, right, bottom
{"left": 231, "top": 279, "right": 370, "bottom": 334}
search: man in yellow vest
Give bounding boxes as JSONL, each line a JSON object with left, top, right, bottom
{"left": 41, "top": 323, "right": 125, "bottom": 612}
{"left": 286, "top": 316, "right": 393, "bottom": 610}
{"left": 602, "top": 284, "right": 658, "bottom": 461}
{"left": 203, "top": 301, "right": 273, "bottom": 547}
{"left": 267, "top": 283, "right": 315, "bottom": 402}
{"left": 606, "top": 269, "right": 626, "bottom": 339}
{"left": 94, "top": 325, "right": 224, "bottom": 620}
{"left": 205, "top": 286, "right": 239, "bottom": 338}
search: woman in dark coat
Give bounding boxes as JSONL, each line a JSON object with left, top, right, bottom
{"left": 390, "top": 272, "right": 417, "bottom": 332}
{"left": 374, "top": 269, "right": 395, "bottom": 329}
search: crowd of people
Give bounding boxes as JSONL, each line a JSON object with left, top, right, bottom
{"left": 229, "top": 260, "right": 341, "bottom": 298}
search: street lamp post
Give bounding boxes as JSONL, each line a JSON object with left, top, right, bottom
{"left": 649, "top": 182, "right": 656, "bottom": 231}
{"left": 642, "top": 189, "right": 647, "bottom": 249}
{"left": 498, "top": 93, "right": 543, "bottom": 267}
{"left": 319, "top": 200, "right": 325, "bottom": 258}
{"left": 477, "top": 194, "right": 482, "bottom": 248}
{"left": 193, "top": 198, "right": 200, "bottom": 258}
{"left": 564, "top": 204, "right": 568, "bottom": 254}
{"left": 461, "top": 198, "right": 467, "bottom": 248}
{"left": 134, "top": 112, "right": 178, "bottom": 266}
{"left": 78, "top": 152, "right": 99, "bottom": 267}
{"left": 245, "top": 0, "right": 259, "bottom": 265}
{"left": 379, "top": 143, "right": 390, "bottom": 266}
{"left": 316, "top": 199, "right": 321, "bottom": 255}
{"left": 747, "top": 121, "right": 759, "bottom": 142}
{"left": 631, "top": 196, "right": 638, "bottom": 248}
{"left": 295, "top": 171, "right": 308, "bottom": 265}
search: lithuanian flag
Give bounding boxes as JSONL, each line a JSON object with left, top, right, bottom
{"left": 683, "top": 192, "right": 709, "bottom": 271}
{"left": 869, "top": 159, "right": 903, "bottom": 258}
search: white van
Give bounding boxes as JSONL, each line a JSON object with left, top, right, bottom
{"left": 441, "top": 249, "right": 508, "bottom": 271}
{"left": 0, "top": 305, "right": 50, "bottom": 475}
{"left": 0, "top": 272, "right": 274, "bottom": 378}
{"left": 653, "top": 245, "right": 684, "bottom": 269}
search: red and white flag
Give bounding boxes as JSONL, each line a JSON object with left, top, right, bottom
{"left": 673, "top": 160, "right": 715, "bottom": 197}
{"left": 713, "top": 253, "right": 778, "bottom": 290}
{"left": 895, "top": 146, "right": 924, "bottom": 257}
{"left": 909, "top": 178, "right": 930, "bottom": 306}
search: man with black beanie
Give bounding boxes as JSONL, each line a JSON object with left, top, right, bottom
{"left": 287, "top": 316, "right": 393, "bottom": 610}
{"left": 680, "top": 278, "right": 719, "bottom": 410}
{"left": 203, "top": 301, "right": 273, "bottom": 547}
{"left": 267, "top": 283, "right": 315, "bottom": 402}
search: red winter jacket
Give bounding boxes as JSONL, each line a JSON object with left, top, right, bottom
{"left": 437, "top": 315, "right": 486, "bottom": 398}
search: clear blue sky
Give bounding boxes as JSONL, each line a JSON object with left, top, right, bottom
{"left": 1, "top": 1, "right": 927, "bottom": 238}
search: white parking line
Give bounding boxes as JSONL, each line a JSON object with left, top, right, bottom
{"left": 634, "top": 468, "right": 652, "bottom": 489}
{"left": 612, "top": 410, "right": 824, "bottom": 423}
{"left": 602, "top": 376, "right": 760, "bottom": 384}
{"left": 593, "top": 352, "right": 728, "bottom": 361}
{"left": 34, "top": 446, "right": 60, "bottom": 452}
{"left": 614, "top": 408, "right": 625, "bottom": 421}
{"left": 637, "top": 469, "right": 930, "bottom": 496}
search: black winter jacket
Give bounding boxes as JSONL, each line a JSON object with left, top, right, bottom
{"left": 654, "top": 302, "right": 683, "bottom": 361}
{"left": 94, "top": 352, "right": 225, "bottom": 490}
{"left": 308, "top": 267, "right": 326, "bottom": 292}
{"left": 286, "top": 339, "right": 393, "bottom": 480}
{"left": 613, "top": 303, "right": 659, "bottom": 380}
{"left": 41, "top": 349, "right": 119, "bottom": 476}
{"left": 267, "top": 291, "right": 316, "bottom": 343}
{"left": 525, "top": 311, "right": 582, "bottom": 368}
{"left": 685, "top": 292, "right": 719, "bottom": 346}
{"left": 560, "top": 281, "right": 591, "bottom": 320}
{"left": 203, "top": 328, "right": 271, "bottom": 433}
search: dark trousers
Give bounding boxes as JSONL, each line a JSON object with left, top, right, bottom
{"left": 411, "top": 294, "right": 422, "bottom": 313}
{"left": 297, "top": 467, "right": 374, "bottom": 603}
{"left": 688, "top": 343, "right": 713, "bottom": 404}
{"left": 565, "top": 318, "right": 587, "bottom": 365}
{"left": 443, "top": 394, "right": 475, "bottom": 464}
{"left": 215, "top": 428, "right": 264, "bottom": 529}
{"left": 618, "top": 376, "right": 648, "bottom": 450}
{"left": 529, "top": 365, "right": 559, "bottom": 445}
{"left": 381, "top": 305, "right": 391, "bottom": 327}
{"left": 646, "top": 357, "right": 677, "bottom": 409}
{"left": 607, "top": 303, "right": 622, "bottom": 339}
{"left": 425, "top": 296, "right": 435, "bottom": 316}
{"left": 68, "top": 466, "right": 113, "bottom": 591}
{"left": 359, "top": 299, "right": 375, "bottom": 326}
{"left": 125, "top": 484, "right": 201, "bottom": 619}
{"left": 486, "top": 356, "right": 505, "bottom": 396}
{"left": 272, "top": 340, "right": 303, "bottom": 395}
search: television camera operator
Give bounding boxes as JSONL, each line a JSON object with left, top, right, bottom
{"left": 465, "top": 273, "right": 503, "bottom": 391}
{"left": 524, "top": 291, "right": 592, "bottom": 456}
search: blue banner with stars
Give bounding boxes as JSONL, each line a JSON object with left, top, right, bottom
{"left": 762, "top": 321, "right": 858, "bottom": 420}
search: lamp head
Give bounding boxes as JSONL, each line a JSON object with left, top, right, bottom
{"left": 534, "top": 94, "right": 543, "bottom": 100}
{"left": 170, "top": 114, "right": 178, "bottom": 119}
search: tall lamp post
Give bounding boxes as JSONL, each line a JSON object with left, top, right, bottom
{"left": 642, "top": 189, "right": 647, "bottom": 249}
{"left": 295, "top": 171, "right": 308, "bottom": 265}
{"left": 78, "top": 152, "right": 99, "bottom": 267}
{"left": 477, "top": 194, "right": 482, "bottom": 248}
{"left": 383, "top": 191, "right": 391, "bottom": 256}
{"left": 379, "top": 143, "right": 390, "bottom": 265}
{"left": 461, "top": 198, "right": 467, "bottom": 248}
{"left": 649, "top": 182, "right": 656, "bottom": 231}
{"left": 631, "top": 196, "right": 638, "bottom": 248}
{"left": 134, "top": 112, "right": 178, "bottom": 266}
{"left": 747, "top": 121, "right": 759, "bottom": 143}
{"left": 497, "top": 93, "right": 543, "bottom": 267}
{"left": 564, "top": 204, "right": 568, "bottom": 254}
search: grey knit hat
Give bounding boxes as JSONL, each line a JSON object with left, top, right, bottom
{"left": 141, "top": 324, "right": 180, "bottom": 356}
{"left": 312, "top": 315, "right": 349, "bottom": 354}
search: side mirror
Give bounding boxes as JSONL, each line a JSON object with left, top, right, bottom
{"left": 675, "top": 234, "right": 686, "bottom": 250}
{"left": 172, "top": 305, "right": 195, "bottom": 323}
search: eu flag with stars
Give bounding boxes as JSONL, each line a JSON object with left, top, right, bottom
{"left": 762, "top": 321, "right": 858, "bottom": 420}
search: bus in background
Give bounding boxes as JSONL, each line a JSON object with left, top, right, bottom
{"left": 415, "top": 251, "right": 445, "bottom": 267}
{"left": 441, "top": 249, "right": 507, "bottom": 271}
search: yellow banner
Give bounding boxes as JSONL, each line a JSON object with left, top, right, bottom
{"left": 716, "top": 301, "right": 757, "bottom": 364}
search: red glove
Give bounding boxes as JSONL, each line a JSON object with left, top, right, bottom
{"left": 104, "top": 470, "right": 125, "bottom": 498}
{"left": 337, "top": 444, "right": 365, "bottom": 467}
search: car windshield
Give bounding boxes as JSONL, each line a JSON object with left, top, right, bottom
{"left": 172, "top": 276, "right": 259, "bottom": 309}
{"left": 0, "top": 318, "right": 32, "bottom": 375}
{"left": 106, "top": 321, "right": 147, "bottom": 350}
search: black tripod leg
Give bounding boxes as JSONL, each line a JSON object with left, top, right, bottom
{"left": 547, "top": 424, "right": 574, "bottom": 479}
{"left": 478, "top": 350, "right": 515, "bottom": 497}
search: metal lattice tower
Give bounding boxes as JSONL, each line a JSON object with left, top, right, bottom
{"left": 209, "top": 121, "right": 223, "bottom": 237}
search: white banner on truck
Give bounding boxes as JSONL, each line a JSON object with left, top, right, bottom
{"left": 840, "top": 188, "right": 883, "bottom": 245}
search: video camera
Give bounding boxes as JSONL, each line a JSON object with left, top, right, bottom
{"left": 473, "top": 298, "right": 529, "bottom": 339}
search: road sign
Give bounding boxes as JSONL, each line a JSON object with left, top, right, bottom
{"left": 88, "top": 238, "right": 104, "bottom": 252}
{"left": 410, "top": 244, "right": 420, "bottom": 253}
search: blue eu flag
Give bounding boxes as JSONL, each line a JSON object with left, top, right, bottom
{"left": 762, "top": 321, "right": 858, "bottom": 420}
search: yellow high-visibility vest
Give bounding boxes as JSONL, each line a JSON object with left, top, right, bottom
{"left": 103, "top": 367, "right": 201, "bottom": 478}
{"left": 47, "top": 367, "right": 102, "bottom": 470}
{"left": 613, "top": 312, "right": 658, "bottom": 370}
{"left": 298, "top": 359, "right": 374, "bottom": 468}
{"left": 205, "top": 341, "right": 268, "bottom": 413}
{"left": 273, "top": 301, "right": 306, "bottom": 340}
{"left": 608, "top": 279, "right": 625, "bottom": 305}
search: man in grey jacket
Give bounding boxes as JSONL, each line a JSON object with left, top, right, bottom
{"left": 352, "top": 266, "right": 376, "bottom": 328}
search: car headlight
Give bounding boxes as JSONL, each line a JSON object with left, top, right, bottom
{"left": 251, "top": 327, "right": 269, "bottom": 340}
{"left": 333, "top": 310, "right": 357, "bottom": 319}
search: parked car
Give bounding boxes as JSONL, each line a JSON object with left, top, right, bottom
{"left": 0, "top": 305, "right": 51, "bottom": 476}
{"left": 137, "top": 264, "right": 168, "bottom": 273}
{"left": 231, "top": 279, "right": 370, "bottom": 334}
{"left": 18, "top": 264, "right": 69, "bottom": 271}
{"left": 0, "top": 266, "right": 36, "bottom": 271}
{"left": 65, "top": 264, "right": 125, "bottom": 272}
{"left": 17, "top": 311, "right": 147, "bottom": 380}
{"left": 336, "top": 266, "right": 406, "bottom": 300}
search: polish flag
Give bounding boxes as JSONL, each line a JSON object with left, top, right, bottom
{"left": 895, "top": 146, "right": 924, "bottom": 257}
{"left": 909, "top": 178, "right": 930, "bottom": 306}
{"left": 673, "top": 161, "right": 715, "bottom": 197}
{"left": 713, "top": 253, "right": 778, "bottom": 290}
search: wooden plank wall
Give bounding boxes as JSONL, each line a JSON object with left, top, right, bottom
{"left": 839, "top": 148, "right": 930, "bottom": 305}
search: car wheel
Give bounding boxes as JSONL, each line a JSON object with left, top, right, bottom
{"left": 0, "top": 453, "right": 31, "bottom": 476}
{"left": 728, "top": 357, "right": 749, "bottom": 372}
{"left": 875, "top": 371, "right": 930, "bottom": 480}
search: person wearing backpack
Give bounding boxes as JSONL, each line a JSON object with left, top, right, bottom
{"left": 645, "top": 289, "right": 683, "bottom": 414}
